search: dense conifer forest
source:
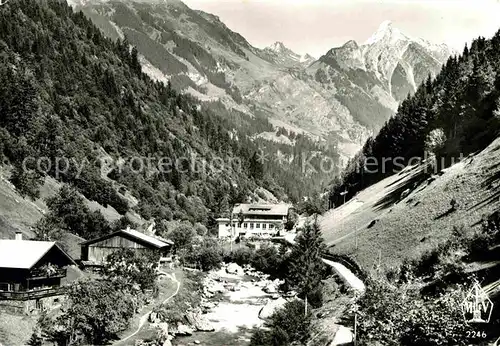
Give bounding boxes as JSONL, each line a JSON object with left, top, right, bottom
{"left": 0, "top": 0, "right": 336, "bottom": 238}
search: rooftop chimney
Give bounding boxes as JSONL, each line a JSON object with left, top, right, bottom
{"left": 15, "top": 231, "right": 23, "bottom": 241}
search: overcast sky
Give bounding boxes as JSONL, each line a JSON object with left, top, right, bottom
{"left": 182, "top": 0, "right": 500, "bottom": 58}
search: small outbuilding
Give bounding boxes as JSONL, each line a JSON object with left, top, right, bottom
{"left": 80, "top": 227, "right": 173, "bottom": 266}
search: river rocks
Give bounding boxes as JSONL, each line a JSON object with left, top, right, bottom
{"left": 258, "top": 297, "right": 288, "bottom": 320}
{"left": 135, "top": 338, "right": 171, "bottom": 346}
{"left": 156, "top": 322, "right": 169, "bottom": 338}
{"left": 226, "top": 263, "right": 244, "bottom": 275}
{"left": 185, "top": 310, "right": 215, "bottom": 332}
{"left": 200, "top": 301, "right": 217, "bottom": 312}
{"left": 206, "top": 281, "right": 225, "bottom": 294}
{"left": 263, "top": 282, "right": 278, "bottom": 293}
{"left": 176, "top": 323, "right": 193, "bottom": 336}
{"left": 330, "top": 325, "right": 353, "bottom": 345}
{"left": 149, "top": 311, "right": 159, "bottom": 323}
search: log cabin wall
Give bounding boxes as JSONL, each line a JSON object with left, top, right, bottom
{"left": 85, "top": 235, "right": 155, "bottom": 263}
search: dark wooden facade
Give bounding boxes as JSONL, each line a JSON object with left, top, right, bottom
{"left": 80, "top": 230, "right": 172, "bottom": 265}
{"left": 0, "top": 244, "right": 75, "bottom": 301}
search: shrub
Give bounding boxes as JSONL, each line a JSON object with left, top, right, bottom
{"left": 104, "top": 248, "right": 160, "bottom": 291}
{"left": 165, "top": 223, "right": 197, "bottom": 251}
{"left": 9, "top": 164, "right": 43, "bottom": 200}
{"left": 34, "top": 185, "right": 112, "bottom": 240}
{"left": 358, "top": 279, "right": 472, "bottom": 345}
{"left": 194, "top": 222, "right": 208, "bottom": 236}
{"left": 184, "top": 238, "right": 223, "bottom": 271}
{"left": 227, "top": 246, "right": 254, "bottom": 266}
{"left": 425, "top": 128, "right": 446, "bottom": 157}
{"left": 225, "top": 243, "right": 288, "bottom": 278}
{"left": 250, "top": 300, "right": 312, "bottom": 346}
{"left": 39, "top": 279, "right": 136, "bottom": 345}
{"left": 251, "top": 244, "right": 282, "bottom": 276}
{"left": 111, "top": 216, "right": 138, "bottom": 232}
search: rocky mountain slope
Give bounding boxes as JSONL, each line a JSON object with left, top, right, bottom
{"left": 69, "top": 0, "right": 454, "bottom": 159}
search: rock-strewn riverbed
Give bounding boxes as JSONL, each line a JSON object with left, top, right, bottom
{"left": 173, "top": 263, "right": 293, "bottom": 346}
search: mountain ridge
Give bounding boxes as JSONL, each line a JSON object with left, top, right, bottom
{"left": 70, "top": 0, "right": 454, "bottom": 159}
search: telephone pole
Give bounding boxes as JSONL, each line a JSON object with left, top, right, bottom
{"left": 354, "top": 312, "right": 358, "bottom": 346}
{"left": 353, "top": 299, "right": 359, "bottom": 346}
{"left": 229, "top": 205, "right": 234, "bottom": 252}
{"left": 340, "top": 189, "right": 348, "bottom": 230}
{"left": 304, "top": 296, "right": 308, "bottom": 316}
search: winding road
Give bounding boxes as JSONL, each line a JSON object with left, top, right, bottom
{"left": 113, "top": 271, "right": 180, "bottom": 345}
{"left": 322, "top": 258, "right": 365, "bottom": 293}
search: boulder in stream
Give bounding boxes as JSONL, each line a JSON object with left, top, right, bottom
{"left": 185, "top": 310, "right": 215, "bottom": 332}
{"left": 176, "top": 323, "right": 193, "bottom": 336}
{"left": 258, "top": 297, "right": 288, "bottom": 320}
{"left": 226, "top": 263, "right": 244, "bottom": 275}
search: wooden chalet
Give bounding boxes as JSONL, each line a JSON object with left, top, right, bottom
{"left": 0, "top": 233, "right": 76, "bottom": 301}
{"left": 80, "top": 227, "right": 173, "bottom": 266}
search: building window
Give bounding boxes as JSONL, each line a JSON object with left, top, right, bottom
{"left": 244, "top": 223, "right": 248, "bottom": 228}
{"left": 269, "top": 224, "right": 274, "bottom": 229}
{"left": 250, "top": 223, "right": 254, "bottom": 229}
{"left": 256, "top": 223, "right": 260, "bottom": 228}
{"left": 262, "top": 224, "right": 267, "bottom": 229}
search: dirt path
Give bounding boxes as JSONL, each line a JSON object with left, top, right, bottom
{"left": 113, "top": 271, "right": 180, "bottom": 345}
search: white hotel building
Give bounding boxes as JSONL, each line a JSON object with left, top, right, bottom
{"left": 216, "top": 203, "right": 292, "bottom": 238}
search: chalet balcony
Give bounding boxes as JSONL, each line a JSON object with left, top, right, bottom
{"left": 29, "top": 267, "right": 67, "bottom": 280}
{"left": 0, "top": 286, "right": 66, "bottom": 301}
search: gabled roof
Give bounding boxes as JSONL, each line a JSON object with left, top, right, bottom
{"left": 81, "top": 228, "right": 173, "bottom": 248}
{"left": 0, "top": 240, "right": 76, "bottom": 269}
{"left": 232, "top": 203, "right": 292, "bottom": 216}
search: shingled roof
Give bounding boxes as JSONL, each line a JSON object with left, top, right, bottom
{"left": 81, "top": 228, "right": 173, "bottom": 248}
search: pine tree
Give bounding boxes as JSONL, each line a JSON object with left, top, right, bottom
{"left": 249, "top": 151, "right": 264, "bottom": 180}
{"left": 130, "top": 46, "right": 141, "bottom": 75}
{"left": 286, "top": 221, "right": 327, "bottom": 298}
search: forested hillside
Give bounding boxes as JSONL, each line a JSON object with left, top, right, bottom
{"left": 330, "top": 31, "right": 500, "bottom": 205}
{"left": 0, "top": 0, "right": 332, "bottom": 239}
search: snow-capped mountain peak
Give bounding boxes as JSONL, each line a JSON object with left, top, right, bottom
{"left": 268, "top": 41, "right": 288, "bottom": 53}
{"left": 364, "top": 20, "right": 408, "bottom": 45}
{"left": 311, "top": 20, "right": 454, "bottom": 114}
